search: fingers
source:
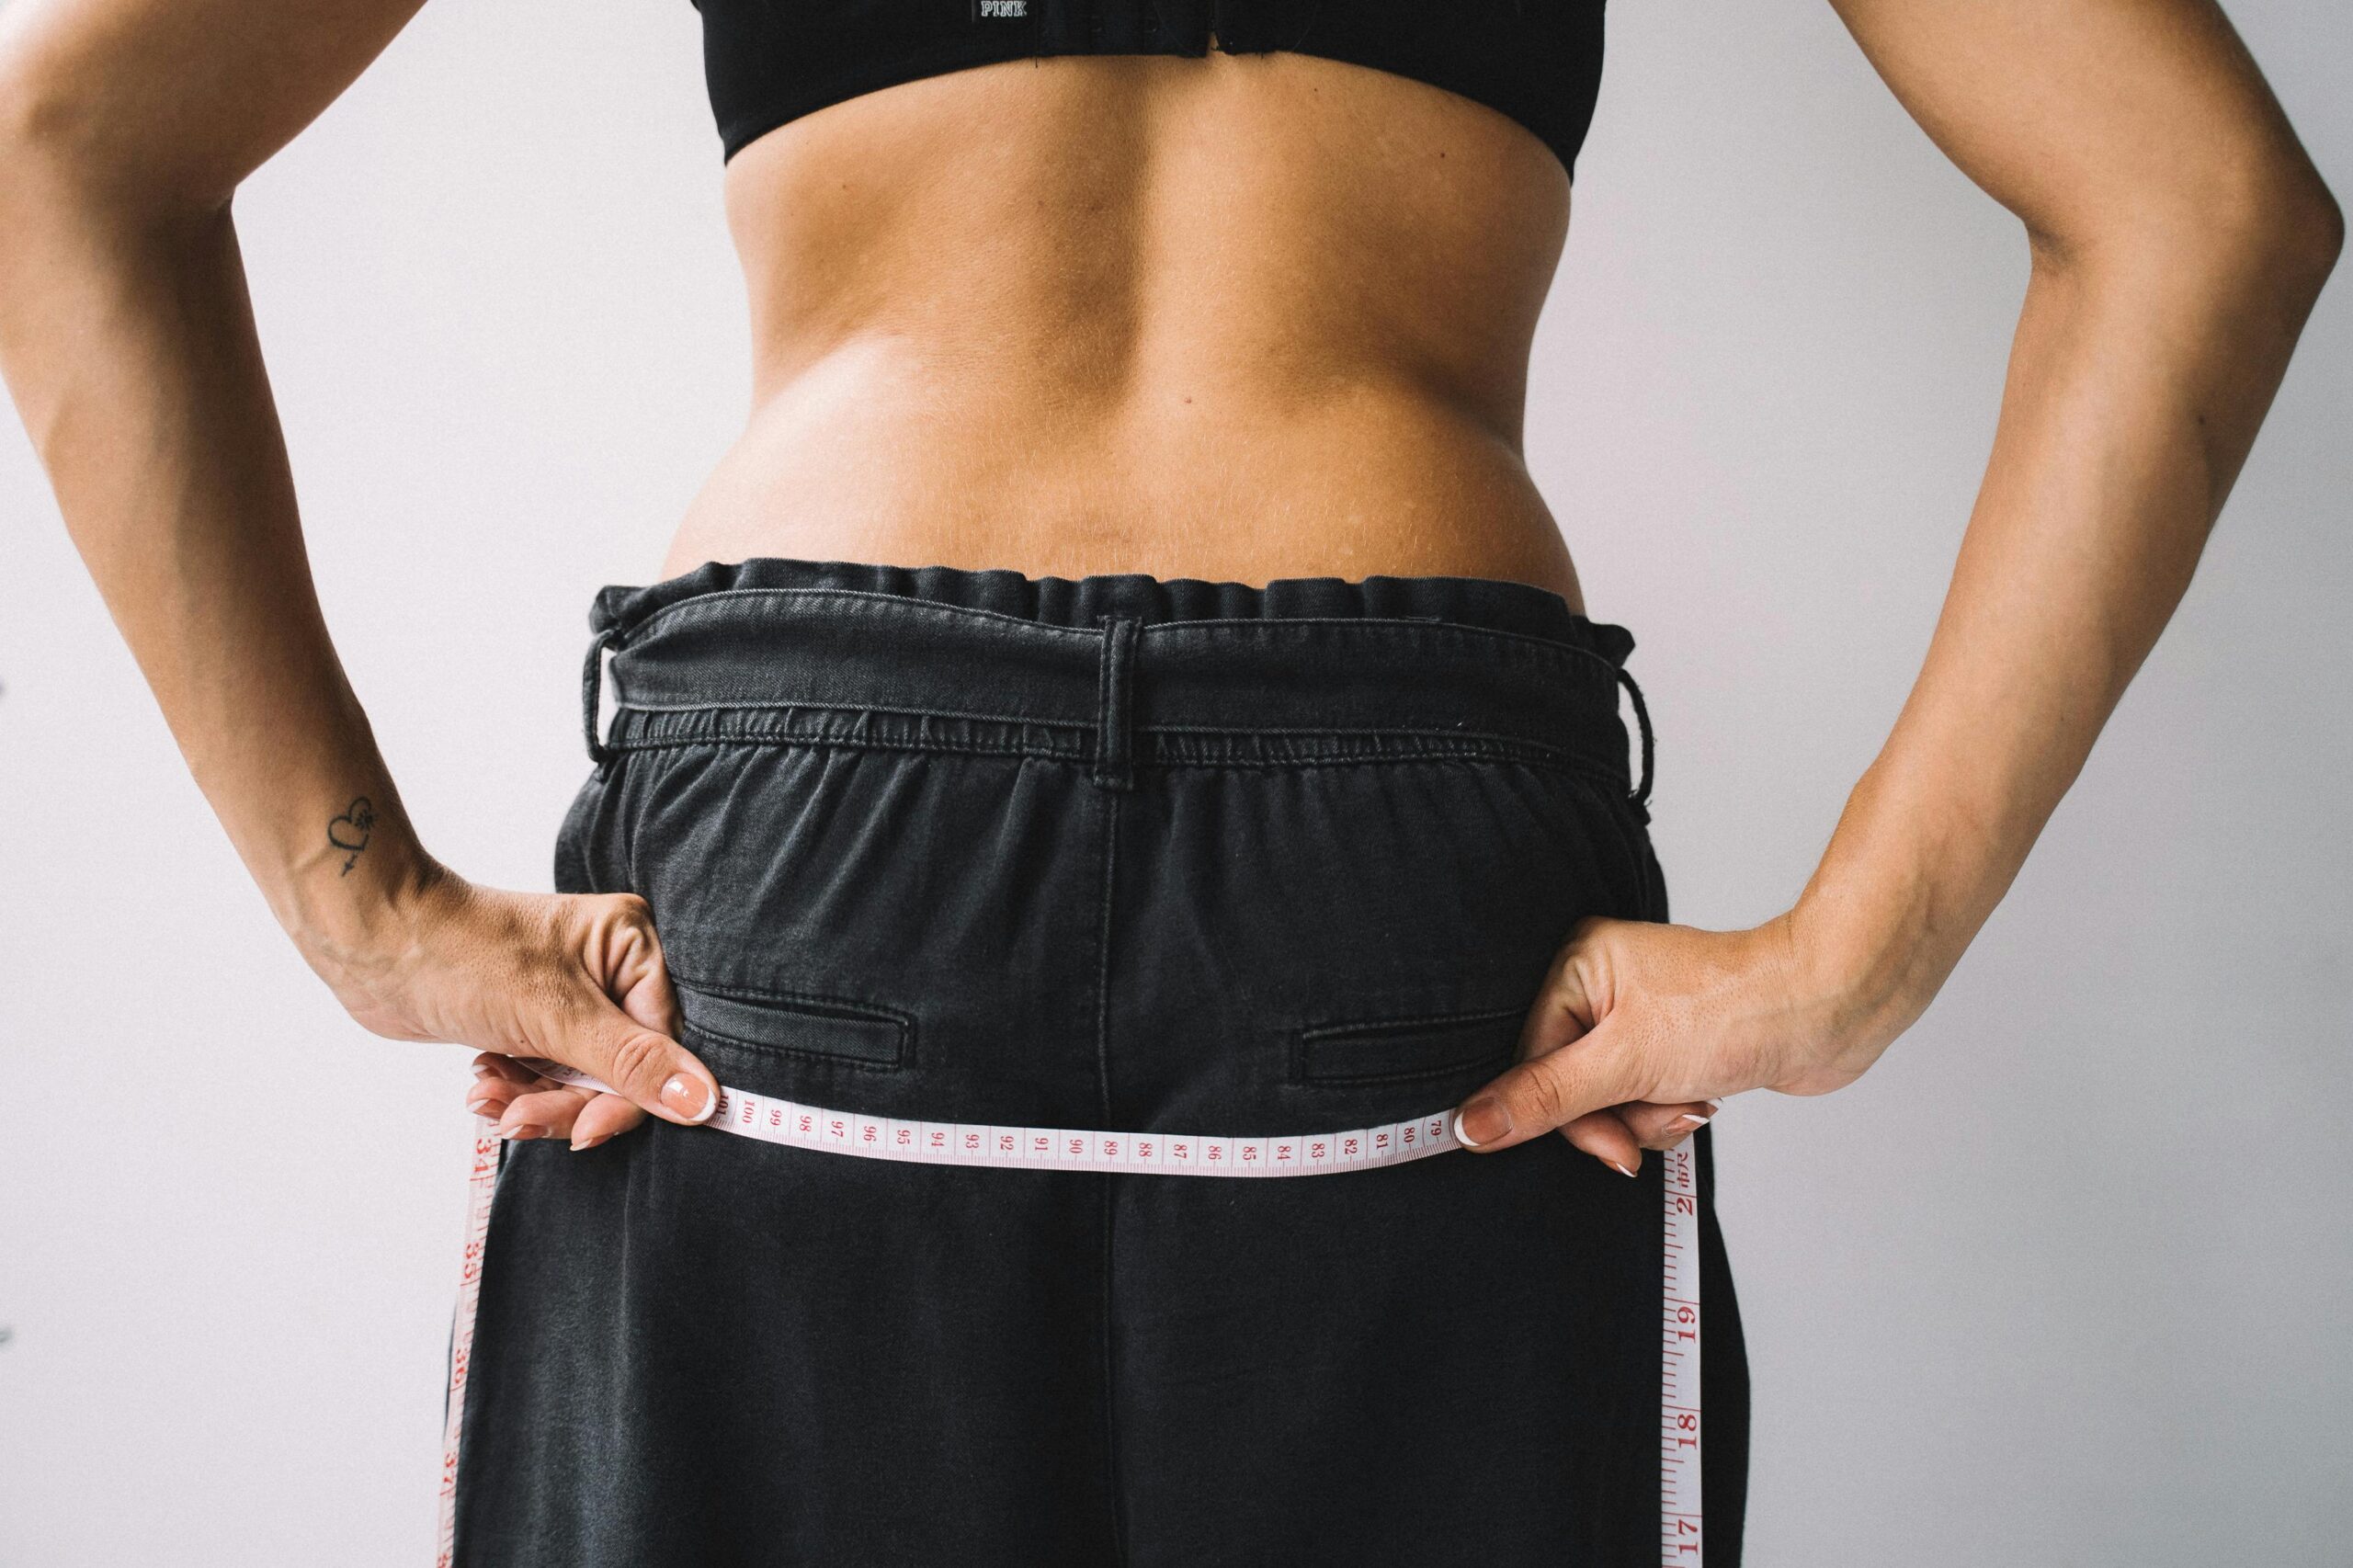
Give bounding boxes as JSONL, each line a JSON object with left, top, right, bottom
{"left": 566, "top": 1092, "right": 646, "bottom": 1150}
{"left": 1455, "top": 1016, "right": 1649, "bottom": 1156}
{"left": 1556, "top": 1108, "right": 1643, "bottom": 1176}
{"left": 460, "top": 892, "right": 712, "bottom": 1141}
{"left": 472, "top": 1052, "right": 539, "bottom": 1087}
{"left": 560, "top": 895, "right": 716, "bottom": 1126}
{"left": 1455, "top": 916, "right": 1729, "bottom": 1169}
{"left": 464, "top": 1060, "right": 545, "bottom": 1124}
{"left": 465, "top": 1070, "right": 587, "bottom": 1139}
{"left": 560, "top": 995, "right": 720, "bottom": 1126}
{"left": 1548, "top": 1098, "right": 1718, "bottom": 1177}
{"left": 491, "top": 1085, "right": 593, "bottom": 1142}
{"left": 466, "top": 1057, "right": 646, "bottom": 1151}
{"left": 1456, "top": 916, "right": 1649, "bottom": 1157}
{"left": 464, "top": 1070, "right": 526, "bottom": 1121}
{"left": 1620, "top": 1098, "right": 1720, "bottom": 1151}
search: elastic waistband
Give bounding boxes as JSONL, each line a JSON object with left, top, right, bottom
{"left": 580, "top": 557, "right": 1654, "bottom": 808}
{"left": 591, "top": 557, "right": 1637, "bottom": 656}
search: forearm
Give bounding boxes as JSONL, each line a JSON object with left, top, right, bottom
{"left": 1793, "top": 200, "right": 2340, "bottom": 1049}
{"left": 0, "top": 169, "right": 436, "bottom": 956}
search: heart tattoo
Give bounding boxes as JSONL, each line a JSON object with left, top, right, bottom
{"left": 329, "top": 796, "right": 378, "bottom": 875}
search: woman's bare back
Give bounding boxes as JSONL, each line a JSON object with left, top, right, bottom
{"left": 670, "top": 47, "right": 1587, "bottom": 602}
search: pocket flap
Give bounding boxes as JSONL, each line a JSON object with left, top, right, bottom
{"left": 673, "top": 977, "right": 911, "bottom": 1071}
{"left": 1293, "top": 1005, "right": 1525, "bottom": 1085}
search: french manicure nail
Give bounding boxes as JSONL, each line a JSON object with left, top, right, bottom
{"left": 1676, "top": 1113, "right": 1711, "bottom": 1129}
{"left": 661, "top": 1074, "right": 715, "bottom": 1123}
{"left": 500, "top": 1123, "right": 547, "bottom": 1142}
{"left": 571, "top": 1132, "right": 611, "bottom": 1152}
{"left": 1608, "top": 1160, "right": 1637, "bottom": 1177}
{"left": 1454, "top": 1095, "right": 1511, "bottom": 1149}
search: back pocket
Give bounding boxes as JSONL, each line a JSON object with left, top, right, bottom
{"left": 672, "top": 974, "right": 913, "bottom": 1073}
{"left": 1292, "top": 1005, "right": 1525, "bottom": 1086}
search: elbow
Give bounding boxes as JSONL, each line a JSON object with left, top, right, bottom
{"left": 2277, "top": 170, "right": 2344, "bottom": 302}
{"left": 2238, "top": 170, "right": 2341, "bottom": 335}
{"left": 2174, "top": 141, "right": 2342, "bottom": 313}
{"left": 2031, "top": 135, "right": 2343, "bottom": 317}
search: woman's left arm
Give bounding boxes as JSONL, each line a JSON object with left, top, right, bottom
{"left": 1459, "top": 0, "right": 2341, "bottom": 1168}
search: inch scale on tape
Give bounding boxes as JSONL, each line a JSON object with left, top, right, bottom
{"left": 436, "top": 1131, "right": 500, "bottom": 1568}
{"left": 1660, "top": 1137, "right": 1704, "bottom": 1565}
{"left": 436, "top": 1064, "right": 1700, "bottom": 1566}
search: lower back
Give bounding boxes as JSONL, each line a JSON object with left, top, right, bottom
{"left": 664, "top": 49, "right": 1585, "bottom": 605}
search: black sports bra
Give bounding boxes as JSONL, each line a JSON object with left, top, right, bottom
{"left": 689, "top": 0, "right": 1608, "bottom": 180}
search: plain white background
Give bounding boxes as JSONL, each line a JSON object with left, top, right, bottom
{"left": 1, "top": 1, "right": 2345, "bottom": 1562}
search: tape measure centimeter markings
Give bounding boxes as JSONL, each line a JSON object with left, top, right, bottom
{"left": 435, "top": 1064, "right": 1702, "bottom": 1566}
{"left": 522, "top": 1060, "right": 1464, "bottom": 1174}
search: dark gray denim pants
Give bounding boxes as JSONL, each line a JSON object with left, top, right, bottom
{"left": 449, "top": 557, "right": 1748, "bottom": 1566}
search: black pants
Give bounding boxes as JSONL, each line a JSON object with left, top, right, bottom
{"left": 450, "top": 558, "right": 1749, "bottom": 1565}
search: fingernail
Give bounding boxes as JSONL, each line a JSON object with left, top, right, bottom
{"left": 500, "top": 1123, "right": 547, "bottom": 1142}
{"left": 570, "top": 1132, "right": 611, "bottom": 1152}
{"left": 661, "top": 1074, "right": 714, "bottom": 1123}
{"left": 1608, "top": 1159, "right": 1638, "bottom": 1177}
{"left": 472, "top": 1064, "right": 500, "bottom": 1080}
{"left": 1454, "top": 1095, "right": 1511, "bottom": 1150}
{"left": 1676, "top": 1113, "right": 1711, "bottom": 1129}
{"left": 465, "top": 1093, "right": 497, "bottom": 1117}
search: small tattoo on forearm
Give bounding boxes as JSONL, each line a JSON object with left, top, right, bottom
{"left": 328, "top": 796, "right": 377, "bottom": 875}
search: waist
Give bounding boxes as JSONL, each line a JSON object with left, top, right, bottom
{"left": 666, "top": 363, "right": 1586, "bottom": 601}
{"left": 588, "top": 557, "right": 1642, "bottom": 790}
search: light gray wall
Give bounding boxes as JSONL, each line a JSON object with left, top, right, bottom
{"left": 1, "top": 1, "right": 2343, "bottom": 1562}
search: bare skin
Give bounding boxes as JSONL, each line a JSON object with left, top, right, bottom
{"left": 0, "top": 1, "right": 2337, "bottom": 1179}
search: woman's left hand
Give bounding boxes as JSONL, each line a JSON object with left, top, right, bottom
{"left": 1455, "top": 908, "right": 1900, "bottom": 1175}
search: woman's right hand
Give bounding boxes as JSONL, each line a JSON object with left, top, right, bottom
{"left": 299, "top": 864, "right": 719, "bottom": 1150}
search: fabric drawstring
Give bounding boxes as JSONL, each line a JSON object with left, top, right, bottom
{"left": 582, "top": 627, "right": 618, "bottom": 770}
{"left": 1614, "top": 665, "right": 1654, "bottom": 823}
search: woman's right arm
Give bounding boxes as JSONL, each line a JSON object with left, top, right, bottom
{"left": 0, "top": 0, "right": 717, "bottom": 1142}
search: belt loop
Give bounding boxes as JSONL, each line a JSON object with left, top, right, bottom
{"left": 581, "top": 626, "right": 618, "bottom": 771}
{"left": 1092, "top": 614, "right": 1141, "bottom": 791}
{"left": 1614, "top": 664, "right": 1654, "bottom": 822}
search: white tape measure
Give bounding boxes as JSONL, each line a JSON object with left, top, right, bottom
{"left": 436, "top": 1069, "right": 1700, "bottom": 1566}
{"left": 437, "top": 1131, "right": 500, "bottom": 1568}
{"left": 1660, "top": 1137, "right": 1704, "bottom": 1564}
